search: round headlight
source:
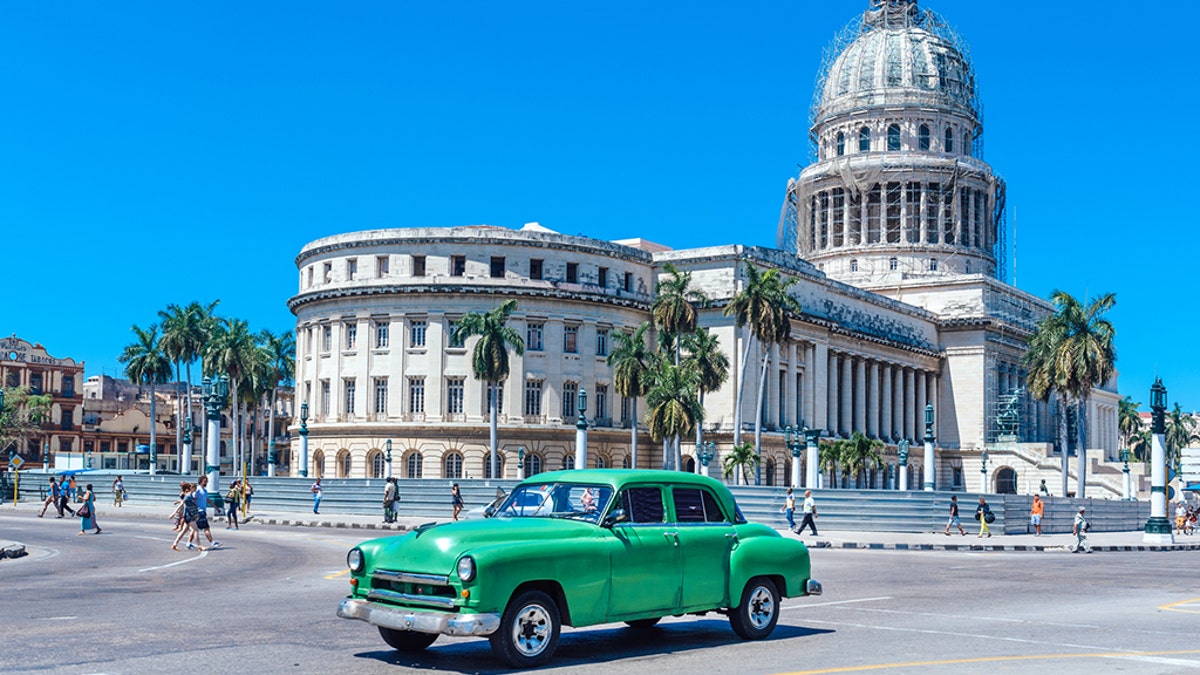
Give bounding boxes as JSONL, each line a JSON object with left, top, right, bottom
{"left": 347, "top": 548, "right": 364, "bottom": 573}
{"left": 457, "top": 555, "right": 476, "bottom": 582}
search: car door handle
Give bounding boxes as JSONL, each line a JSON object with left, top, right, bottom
{"left": 663, "top": 532, "right": 679, "bottom": 546}
{"left": 725, "top": 532, "right": 739, "bottom": 543}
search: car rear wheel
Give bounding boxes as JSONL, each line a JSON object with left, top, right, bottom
{"left": 489, "top": 589, "right": 562, "bottom": 668}
{"left": 729, "top": 577, "right": 780, "bottom": 640}
{"left": 624, "top": 618, "right": 661, "bottom": 629}
{"left": 378, "top": 627, "right": 438, "bottom": 652}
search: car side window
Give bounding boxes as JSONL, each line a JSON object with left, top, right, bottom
{"left": 619, "top": 487, "right": 665, "bottom": 524}
{"left": 672, "top": 488, "right": 729, "bottom": 523}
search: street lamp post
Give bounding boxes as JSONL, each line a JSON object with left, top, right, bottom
{"left": 980, "top": 447, "right": 989, "bottom": 493}
{"left": 784, "top": 427, "right": 803, "bottom": 487}
{"left": 898, "top": 439, "right": 910, "bottom": 491}
{"left": 803, "top": 426, "right": 821, "bottom": 489}
{"left": 1144, "top": 378, "right": 1173, "bottom": 544}
{"left": 385, "top": 438, "right": 393, "bottom": 479}
{"left": 1121, "top": 447, "right": 1131, "bottom": 501}
{"left": 516, "top": 446, "right": 526, "bottom": 481}
{"left": 923, "top": 404, "right": 936, "bottom": 491}
{"left": 697, "top": 440, "right": 715, "bottom": 477}
{"left": 182, "top": 423, "right": 192, "bottom": 476}
{"left": 203, "top": 376, "right": 229, "bottom": 493}
{"left": 576, "top": 388, "right": 589, "bottom": 470}
{"left": 298, "top": 401, "right": 309, "bottom": 478}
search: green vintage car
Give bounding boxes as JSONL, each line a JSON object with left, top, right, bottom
{"left": 337, "top": 469, "right": 821, "bottom": 667}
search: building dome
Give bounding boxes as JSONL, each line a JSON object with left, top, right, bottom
{"left": 813, "top": 0, "right": 979, "bottom": 128}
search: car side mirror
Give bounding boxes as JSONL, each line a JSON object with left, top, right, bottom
{"left": 484, "top": 504, "right": 496, "bottom": 518}
{"left": 603, "top": 508, "right": 628, "bottom": 528}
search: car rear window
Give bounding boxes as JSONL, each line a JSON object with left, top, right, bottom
{"left": 672, "top": 488, "right": 728, "bottom": 523}
{"left": 619, "top": 487, "right": 665, "bottom": 523}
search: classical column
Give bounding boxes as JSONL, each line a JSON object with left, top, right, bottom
{"left": 904, "top": 367, "right": 916, "bottom": 441}
{"left": 916, "top": 370, "right": 928, "bottom": 439}
{"left": 919, "top": 183, "right": 929, "bottom": 244}
{"left": 854, "top": 358, "right": 866, "bottom": 434}
{"left": 881, "top": 365, "right": 893, "bottom": 442}
{"left": 867, "top": 361, "right": 880, "bottom": 438}
{"left": 840, "top": 354, "right": 852, "bottom": 437}
{"left": 893, "top": 366, "right": 904, "bottom": 440}
{"left": 812, "top": 343, "right": 828, "bottom": 433}
{"left": 827, "top": 352, "right": 839, "bottom": 435}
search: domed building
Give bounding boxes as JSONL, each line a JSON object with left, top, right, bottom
{"left": 289, "top": 0, "right": 1132, "bottom": 498}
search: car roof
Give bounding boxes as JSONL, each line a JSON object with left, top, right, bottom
{"left": 520, "top": 469, "right": 726, "bottom": 490}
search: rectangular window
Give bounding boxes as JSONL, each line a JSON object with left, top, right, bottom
{"left": 62, "top": 376, "right": 75, "bottom": 398}
{"left": 376, "top": 256, "right": 389, "bottom": 277}
{"left": 322, "top": 326, "right": 332, "bottom": 352}
{"left": 818, "top": 191, "right": 830, "bottom": 248}
{"left": 566, "top": 262, "right": 578, "bottom": 283}
{"left": 527, "top": 322, "right": 544, "bottom": 351}
{"left": 867, "top": 185, "right": 882, "bottom": 243}
{"left": 375, "top": 321, "right": 389, "bottom": 348}
{"left": 672, "top": 487, "right": 728, "bottom": 523}
{"left": 408, "top": 378, "right": 425, "bottom": 414}
{"left": 344, "top": 379, "right": 356, "bottom": 415}
{"left": 596, "top": 329, "right": 608, "bottom": 357}
{"left": 598, "top": 267, "right": 608, "bottom": 288}
{"left": 595, "top": 384, "right": 608, "bottom": 421}
{"left": 623, "top": 272, "right": 633, "bottom": 292}
{"left": 323, "top": 262, "right": 332, "bottom": 283}
{"left": 451, "top": 255, "right": 466, "bottom": 277}
{"left": 321, "top": 380, "right": 331, "bottom": 416}
{"left": 530, "top": 258, "right": 544, "bottom": 280}
{"left": 447, "top": 378, "right": 464, "bottom": 414}
{"left": 930, "top": 258, "right": 939, "bottom": 271}
{"left": 59, "top": 438, "right": 72, "bottom": 453}
{"left": 562, "top": 381, "right": 578, "bottom": 418}
{"left": 832, "top": 188, "right": 845, "bottom": 247}
{"left": 490, "top": 256, "right": 505, "bottom": 278}
{"left": 412, "top": 255, "right": 426, "bottom": 277}
{"left": 410, "top": 320, "right": 427, "bottom": 347}
{"left": 905, "top": 182, "right": 920, "bottom": 243}
{"left": 347, "top": 258, "right": 358, "bottom": 280}
{"left": 942, "top": 188, "right": 955, "bottom": 244}
{"left": 563, "top": 325, "right": 578, "bottom": 354}
{"left": 306, "top": 267, "right": 314, "bottom": 288}
{"left": 374, "top": 378, "right": 387, "bottom": 414}
{"left": 886, "top": 182, "right": 902, "bottom": 244}
{"left": 524, "top": 380, "right": 543, "bottom": 416}
{"left": 345, "top": 323, "right": 357, "bottom": 350}
{"left": 447, "top": 319, "right": 465, "bottom": 348}
{"left": 925, "top": 183, "right": 940, "bottom": 244}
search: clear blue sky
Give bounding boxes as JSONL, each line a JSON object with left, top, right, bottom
{"left": 0, "top": 1, "right": 1193, "bottom": 411}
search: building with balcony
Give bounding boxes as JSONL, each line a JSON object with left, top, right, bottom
{"left": 0, "top": 335, "right": 84, "bottom": 468}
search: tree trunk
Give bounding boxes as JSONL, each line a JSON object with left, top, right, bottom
{"left": 630, "top": 398, "right": 638, "bottom": 469}
{"left": 149, "top": 383, "right": 158, "bottom": 476}
{"left": 1077, "top": 393, "right": 1089, "bottom": 498}
{"left": 184, "top": 361, "right": 193, "bottom": 476}
{"left": 695, "top": 390, "right": 705, "bottom": 474}
{"left": 753, "top": 350, "right": 770, "bottom": 485}
{"left": 1059, "top": 393, "right": 1069, "bottom": 498}
{"left": 489, "top": 383, "right": 498, "bottom": 479}
{"left": 732, "top": 332, "right": 754, "bottom": 447}
{"left": 174, "top": 361, "right": 183, "bottom": 473}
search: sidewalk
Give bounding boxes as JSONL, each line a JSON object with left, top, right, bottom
{"left": 4, "top": 498, "right": 1200, "bottom": 554}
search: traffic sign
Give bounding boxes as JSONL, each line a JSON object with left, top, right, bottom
{"left": 10, "top": 454, "right": 24, "bottom": 470}
{"left": 1181, "top": 448, "right": 1200, "bottom": 484}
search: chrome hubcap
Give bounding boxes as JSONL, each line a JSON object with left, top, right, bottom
{"left": 748, "top": 586, "right": 775, "bottom": 629}
{"left": 511, "top": 603, "right": 551, "bottom": 656}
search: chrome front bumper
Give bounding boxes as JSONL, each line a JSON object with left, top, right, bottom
{"left": 806, "top": 579, "right": 822, "bottom": 596}
{"left": 337, "top": 598, "right": 500, "bottom": 637}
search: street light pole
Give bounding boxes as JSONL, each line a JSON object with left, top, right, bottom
{"left": 182, "top": 423, "right": 192, "bottom": 476}
{"left": 1121, "top": 447, "right": 1131, "bottom": 501}
{"left": 898, "top": 439, "right": 910, "bottom": 491}
{"left": 785, "top": 427, "right": 802, "bottom": 487}
{"left": 923, "top": 404, "right": 936, "bottom": 491}
{"left": 203, "top": 376, "right": 228, "bottom": 494}
{"left": 385, "top": 438, "right": 393, "bottom": 479}
{"left": 576, "top": 388, "right": 589, "bottom": 470}
{"left": 803, "top": 427, "right": 821, "bottom": 490}
{"left": 698, "top": 440, "right": 715, "bottom": 477}
{"left": 1144, "top": 378, "right": 1173, "bottom": 544}
{"left": 298, "top": 401, "right": 309, "bottom": 478}
{"left": 980, "top": 447, "right": 989, "bottom": 493}
{"left": 516, "top": 446, "right": 526, "bottom": 480}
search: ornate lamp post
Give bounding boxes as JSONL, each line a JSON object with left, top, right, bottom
{"left": 203, "top": 375, "right": 229, "bottom": 493}
{"left": 1144, "top": 378, "right": 1173, "bottom": 544}
{"left": 575, "top": 388, "right": 589, "bottom": 470}
{"left": 298, "top": 401, "right": 309, "bottom": 478}
{"left": 803, "top": 426, "right": 822, "bottom": 489}
{"left": 86, "top": 447, "right": 93, "bottom": 470}
{"left": 784, "top": 427, "right": 803, "bottom": 487}
{"left": 517, "top": 446, "right": 526, "bottom": 480}
{"left": 182, "top": 422, "right": 192, "bottom": 476}
{"left": 923, "top": 404, "right": 936, "bottom": 491}
{"left": 385, "top": 438, "right": 393, "bottom": 479}
{"left": 897, "top": 438, "right": 910, "bottom": 491}
{"left": 697, "top": 440, "right": 716, "bottom": 477}
{"left": 1120, "top": 447, "right": 1131, "bottom": 501}
{"left": 980, "top": 447, "right": 989, "bottom": 493}
{"left": 268, "top": 434, "right": 277, "bottom": 479}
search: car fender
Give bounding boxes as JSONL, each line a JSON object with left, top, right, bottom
{"left": 464, "top": 537, "right": 609, "bottom": 626}
{"left": 728, "top": 529, "right": 812, "bottom": 601}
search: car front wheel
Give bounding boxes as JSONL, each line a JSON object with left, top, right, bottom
{"left": 378, "top": 627, "right": 438, "bottom": 652}
{"left": 729, "top": 577, "right": 780, "bottom": 640}
{"left": 489, "top": 589, "right": 562, "bottom": 668}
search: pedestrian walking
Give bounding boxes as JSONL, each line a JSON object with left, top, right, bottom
{"left": 172, "top": 483, "right": 205, "bottom": 551}
{"left": 112, "top": 476, "right": 126, "bottom": 507}
{"left": 67, "top": 476, "right": 78, "bottom": 502}
{"left": 311, "top": 478, "right": 323, "bottom": 514}
{"left": 944, "top": 495, "right": 966, "bottom": 536}
{"left": 975, "top": 497, "right": 993, "bottom": 538}
{"left": 382, "top": 478, "right": 397, "bottom": 524}
{"left": 58, "top": 476, "right": 76, "bottom": 517}
{"left": 783, "top": 488, "right": 796, "bottom": 531}
{"left": 193, "top": 476, "right": 221, "bottom": 549}
{"left": 796, "top": 490, "right": 818, "bottom": 536}
{"left": 225, "top": 479, "right": 241, "bottom": 530}
{"left": 243, "top": 480, "right": 254, "bottom": 511}
{"left": 38, "top": 477, "right": 59, "bottom": 517}
{"left": 1071, "top": 506, "right": 1092, "bottom": 553}
{"left": 1175, "top": 501, "right": 1187, "bottom": 535}
{"left": 451, "top": 483, "right": 464, "bottom": 522}
{"left": 77, "top": 483, "right": 101, "bottom": 535}
{"left": 1030, "top": 494, "right": 1044, "bottom": 536}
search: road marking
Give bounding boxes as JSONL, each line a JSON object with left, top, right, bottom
{"left": 840, "top": 606, "right": 1100, "bottom": 629}
{"left": 35, "top": 616, "right": 78, "bottom": 621}
{"left": 325, "top": 568, "right": 350, "bottom": 579}
{"left": 774, "top": 650, "right": 1200, "bottom": 674}
{"left": 1159, "top": 597, "right": 1200, "bottom": 614}
{"left": 134, "top": 535, "right": 175, "bottom": 543}
{"left": 796, "top": 617, "right": 1121, "bottom": 652}
{"left": 138, "top": 550, "right": 208, "bottom": 572}
{"left": 785, "top": 596, "right": 892, "bottom": 610}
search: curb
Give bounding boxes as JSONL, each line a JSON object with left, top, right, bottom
{"left": 808, "top": 540, "right": 1200, "bottom": 552}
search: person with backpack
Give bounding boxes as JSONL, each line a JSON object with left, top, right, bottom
{"left": 975, "top": 496, "right": 993, "bottom": 538}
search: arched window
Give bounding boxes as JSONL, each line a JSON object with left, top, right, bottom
{"left": 930, "top": 258, "right": 939, "bottom": 271}
{"left": 887, "top": 124, "right": 901, "bottom": 151}
{"left": 918, "top": 124, "right": 930, "bottom": 150}
{"left": 944, "top": 127, "right": 954, "bottom": 153}
{"left": 406, "top": 452, "right": 423, "bottom": 479}
{"left": 836, "top": 131, "right": 845, "bottom": 156}
{"left": 444, "top": 452, "right": 463, "bottom": 479}
{"left": 312, "top": 450, "right": 325, "bottom": 479}
{"left": 562, "top": 454, "right": 575, "bottom": 471}
{"left": 765, "top": 459, "right": 776, "bottom": 486}
{"left": 859, "top": 126, "right": 871, "bottom": 152}
{"left": 337, "top": 449, "right": 352, "bottom": 478}
{"left": 889, "top": 257, "right": 899, "bottom": 270}
{"left": 528, "top": 454, "right": 544, "bottom": 476}
{"left": 850, "top": 259, "right": 858, "bottom": 272}
{"left": 483, "top": 454, "right": 505, "bottom": 479}
{"left": 595, "top": 455, "right": 607, "bottom": 469}
{"left": 621, "top": 455, "right": 631, "bottom": 469}
{"left": 369, "top": 450, "right": 385, "bottom": 479}
{"left": 996, "top": 468, "right": 1017, "bottom": 494}
{"left": 683, "top": 456, "right": 696, "bottom": 473}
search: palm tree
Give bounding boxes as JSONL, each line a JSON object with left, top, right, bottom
{"left": 453, "top": 299, "right": 525, "bottom": 479}
{"left": 818, "top": 439, "right": 846, "bottom": 488}
{"left": 1165, "top": 403, "right": 1196, "bottom": 476}
{"left": 206, "top": 318, "right": 258, "bottom": 479}
{"left": 1129, "top": 428, "right": 1152, "bottom": 465}
{"left": 1118, "top": 396, "right": 1142, "bottom": 454}
{"left": 650, "top": 263, "right": 707, "bottom": 470}
{"left": 607, "top": 322, "right": 653, "bottom": 469}
{"left": 722, "top": 261, "right": 801, "bottom": 484}
{"left": 644, "top": 360, "right": 704, "bottom": 471}
{"left": 119, "top": 324, "right": 174, "bottom": 476}
{"left": 682, "top": 327, "right": 729, "bottom": 467}
{"left": 1024, "top": 290, "right": 1116, "bottom": 498}
{"left": 839, "top": 432, "right": 884, "bottom": 488}
{"left": 722, "top": 441, "right": 759, "bottom": 486}
{"left": 259, "top": 328, "right": 296, "bottom": 475}
{"left": 159, "top": 300, "right": 218, "bottom": 474}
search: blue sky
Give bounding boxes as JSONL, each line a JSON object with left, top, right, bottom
{"left": 0, "top": 1, "right": 1193, "bottom": 410}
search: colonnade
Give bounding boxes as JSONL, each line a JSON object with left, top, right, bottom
{"left": 807, "top": 182, "right": 993, "bottom": 253}
{"left": 824, "top": 350, "right": 935, "bottom": 442}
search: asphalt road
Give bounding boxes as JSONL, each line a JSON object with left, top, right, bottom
{"left": 2, "top": 511, "right": 1198, "bottom": 674}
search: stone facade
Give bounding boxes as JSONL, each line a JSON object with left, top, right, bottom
{"left": 0, "top": 335, "right": 84, "bottom": 468}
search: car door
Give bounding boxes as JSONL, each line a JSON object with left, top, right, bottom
{"left": 671, "top": 486, "right": 735, "bottom": 610}
{"left": 607, "top": 485, "right": 681, "bottom": 618}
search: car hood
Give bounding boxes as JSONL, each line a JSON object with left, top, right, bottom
{"left": 360, "top": 517, "right": 599, "bottom": 575}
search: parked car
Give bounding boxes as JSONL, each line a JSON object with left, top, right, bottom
{"left": 337, "top": 469, "right": 821, "bottom": 668}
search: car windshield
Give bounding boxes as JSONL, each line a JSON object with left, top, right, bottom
{"left": 494, "top": 482, "right": 614, "bottom": 523}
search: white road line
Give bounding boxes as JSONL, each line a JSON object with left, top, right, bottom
{"left": 138, "top": 550, "right": 208, "bottom": 572}
{"left": 134, "top": 535, "right": 175, "bottom": 543}
{"left": 800, "top": 617, "right": 1131, "bottom": 653}
{"left": 35, "top": 616, "right": 78, "bottom": 621}
{"left": 1106, "top": 655, "right": 1200, "bottom": 668}
{"left": 841, "top": 606, "right": 1101, "bottom": 629}
{"left": 784, "top": 596, "right": 892, "bottom": 610}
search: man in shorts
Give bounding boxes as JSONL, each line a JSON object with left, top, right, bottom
{"left": 192, "top": 475, "right": 221, "bottom": 550}
{"left": 944, "top": 495, "right": 966, "bottom": 536}
{"left": 1030, "top": 494, "right": 1044, "bottom": 536}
